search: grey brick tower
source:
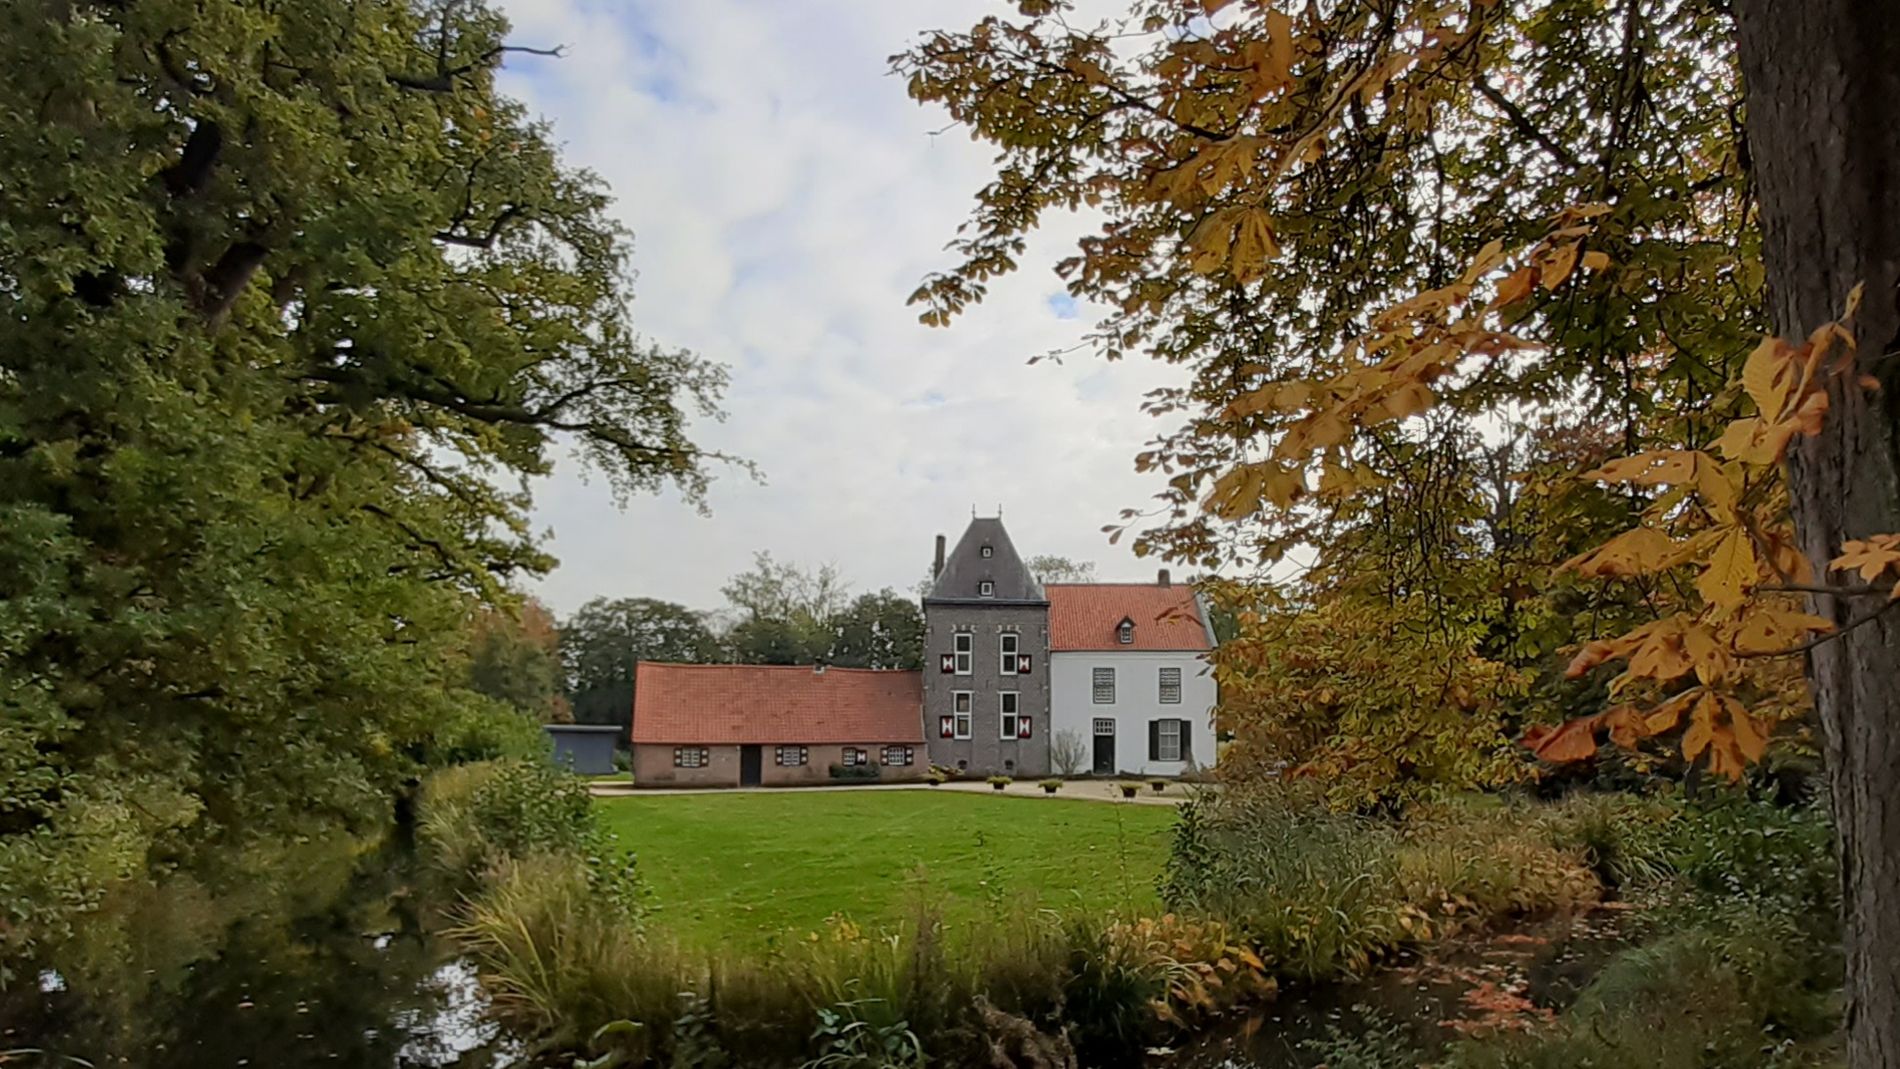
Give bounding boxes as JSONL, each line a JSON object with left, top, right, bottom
{"left": 921, "top": 516, "right": 1051, "bottom": 776}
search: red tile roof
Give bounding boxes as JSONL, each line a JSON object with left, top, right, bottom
{"left": 631, "top": 663, "right": 924, "bottom": 744}
{"left": 1046, "top": 583, "right": 1212, "bottom": 651}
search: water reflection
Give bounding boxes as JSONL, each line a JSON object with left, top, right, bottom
{"left": 1, "top": 844, "right": 520, "bottom": 1068}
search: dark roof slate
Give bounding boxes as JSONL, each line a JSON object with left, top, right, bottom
{"left": 924, "top": 517, "right": 1046, "bottom": 604}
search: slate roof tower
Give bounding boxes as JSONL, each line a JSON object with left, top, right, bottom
{"left": 921, "top": 516, "right": 1051, "bottom": 775}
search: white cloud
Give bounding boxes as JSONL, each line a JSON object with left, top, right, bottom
{"left": 496, "top": 0, "right": 1186, "bottom": 616}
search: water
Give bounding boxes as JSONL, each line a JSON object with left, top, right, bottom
{"left": 1165, "top": 907, "right": 1636, "bottom": 1067}
{"left": 0, "top": 846, "right": 523, "bottom": 1069}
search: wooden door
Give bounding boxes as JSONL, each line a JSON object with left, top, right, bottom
{"left": 739, "top": 745, "right": 762, "bottom": 787}
{"left": 1091, "top": 719, "right": 1115, "bottom": 775}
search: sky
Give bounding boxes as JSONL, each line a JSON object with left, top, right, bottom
{"left": 495, "top": 0, "right": 1188, "bottom": 617}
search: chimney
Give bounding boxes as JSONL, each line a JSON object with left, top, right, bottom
{"left": 813, "top": 663, "right": 827, "bottom": 675}
{"left": 933, "top": 534, "right": 946, "bottom": 578}
{"left": 1157, "top": 568, "right": 1171, "bottom": 587}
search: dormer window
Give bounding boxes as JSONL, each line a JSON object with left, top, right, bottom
{"left": 1117, "top": 617, "right": 1135, "bottom": 644}
{"left": 981, "top": 545, "right": 994, "bottom": 558}
{"left": 979, "top": 580, "right": 995, "bottom": 597}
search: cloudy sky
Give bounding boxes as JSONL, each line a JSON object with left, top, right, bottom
{"left": 495, "top": 0, "right": 1186, "bottom": 617}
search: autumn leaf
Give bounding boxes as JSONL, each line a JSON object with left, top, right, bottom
{"left": 1524, "top": 716, "right": 1600, "bottom": 762}
{"left": 1831, "top": 535, "right": 1900, "bottom": 583}
{"left": 1562, "top": 526, "right": 1680, "bottom": 578}
{"left": 1695, "top": 528, "right": 1756, "bottom": 609}
{"left": 1539, "top": 243, "right": 1580, "bottom": 290}
{"left": 1681, "top": 691, "right": 1718, "bottom": 760}
{"left": 1726, "top": 698, "right": 1769, "bottom": 762}
{"left": 1492, "top": 266, "right": 1536, "bottom": 307}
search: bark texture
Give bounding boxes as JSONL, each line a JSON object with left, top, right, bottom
{"left": 1734, "top": 3, "right": 1900, "bottom": 1065}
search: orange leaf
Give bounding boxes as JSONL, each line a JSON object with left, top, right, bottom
{"left": 1493, "top": 266, "right": 1536, "bottom": 307}
{"left": 1539, "top": 243, "right": 1580, "bottom": 290}
{"left": 1725, "top": 698, "right": 1769, "bottom": 762}
{"left": 1526, "top": 716, "right": 1600, "bottom": 763}
{"left": 1681, "top": 692, "right": 1718, "bottom": 760}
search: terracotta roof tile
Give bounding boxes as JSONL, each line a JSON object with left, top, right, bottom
{"left": 1046, "top": 583, "right": 1212, "bottom": 651}
{"left": 631, "top": 663, "right": 924, "bottom": 744}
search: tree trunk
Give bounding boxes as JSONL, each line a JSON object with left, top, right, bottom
{"left": 1734, "top": 3, "right": 1900, "bottom": 1065}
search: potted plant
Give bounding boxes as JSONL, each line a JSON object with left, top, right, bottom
{"left": 1118, "top": 782, "right": 1140, "bottom": 799}
{"left": 1150, "top": 779, "right": 1169, "bottom": 794}
{"left": 926, "top": 769, "right": 948, "bottom": 786}
{"left": 1039, "top": 779, "right": 1062, "bottom": 795}
{"left": 987, "top": 775, "right": 1012, "bottom": 791}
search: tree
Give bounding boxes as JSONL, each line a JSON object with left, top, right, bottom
{"left": 897, "top": 2, "right": 1900, "bottom": 1056}
{"left": 0, "top": 0, "right": 724, "bottom": 966}
{"left": 826, "top": 590, "right": 924, "bottom": 670}
{"left": 1733, "top": 6, "right": 1900, "bottom": 1059}
{"left": 1025, "top": 555, "right": 1097, "bottom": 583}
{"left": 467, "top": 598, "right": 568, "bottom": 722}
{"left": 561, "top": 597, "right": 723, "bottom": 724}
{"left": 719, "top": 552, "right": 848, "bottom": 664}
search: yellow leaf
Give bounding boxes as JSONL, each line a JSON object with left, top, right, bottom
{"left": 1682, "top": 623, "right": 1733, "bottom": 686}
{"left": 1733, "top": 608, "right": 1833, "bottom": 654}
{"left": 1460, "top": 239, "right": 1507, "bottom": 285}
{"left": 1831, "top": 535, "right": 1900, "bottom": 582}
{"left": 1681, "top": 692, "right": 1718, "bottom": 760}
{"left": 1263, "top": 9, "right": 1295, "bottom": 88}
{"left": 1539, "top": 243, "right": 1581, "bottom": 290}
{"left": 1563, "top": 526, "right": 1679, "bottom": 578}
{"left": 1725, "top": 698, "right": 1769, "bottom": 762}
{"left": 1740, "top": 335, "right": 1795, "bottom": 419}
{"left": 1581, "top": 250, "right": 1610, "bottom": 271}
{"left": 1695, "top": 528, "right": 1756, "bottom": 609}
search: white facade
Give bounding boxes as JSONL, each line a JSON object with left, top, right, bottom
{"left": 1048, "top": 650, "right": 1217, "bottom": 777}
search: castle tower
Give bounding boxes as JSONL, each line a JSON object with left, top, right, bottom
{"left": 921, "top": 517, "right": 1051, "bottom": 776}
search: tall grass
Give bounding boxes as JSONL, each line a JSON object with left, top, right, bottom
{"left": 1160, "top": 786, "right": 1603, "bottom": 980}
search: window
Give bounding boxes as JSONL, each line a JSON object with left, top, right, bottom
{"left": 999, "top": 692, "right": 1020, "bottom": 738}
{"left": 1117, "top": 620, "right": 1134, "bottom": 644}
{"left": 979, "top": 580, "right": 995, "bottom": 597}
{"left": 999, "top": 633, "right": 1019, "bottom": 675}
{"left": 1092, "top": 667, "right": 1116, "bottom": 704}
{"left": 953, "top": 632, "right": 973, "bottom": 675}
{"left": 881, "top": 745, "right": 914, "bottom": 766}
{"left": 1157, "top": 719, "right": 1183, "bottom": 762}
{"left": 841, "top": 747, "right": 867, "bottom": 766}
{"left": 1093, "top": 718, "right": 1116, "bottom": 736}
{"left": 980, "top": 545, "right": 994, "bottom": 558}
{"left": 953, "top": 691, "right": 973, "bottom": 739}
{"left": 1158, "top": 667, "right": 1182, "bottom": 704}
{"left": 775, "top": 745, "right": 808, "bottom": 766}
{"left": 674, "top": 747, "right": 709, "bottom": 768}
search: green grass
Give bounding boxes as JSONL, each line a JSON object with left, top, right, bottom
{"left": 595, "top": 791, "right": 1177, "bottom": 949}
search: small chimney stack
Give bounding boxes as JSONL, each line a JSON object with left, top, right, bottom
{"left": 1157, "top": 568, "right": 1171, "bottom": 587}
{"left": 933, "top": 534, "right": 946, "bottom": 578}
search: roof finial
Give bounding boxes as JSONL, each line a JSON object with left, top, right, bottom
{"left": 971, "top": 503, "right": 977, "bottom": 518}
{"left": 996, "top": 503, "right": 1003, "bottom": 517}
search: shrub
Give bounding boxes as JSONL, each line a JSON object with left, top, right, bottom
{"left": 1050, "top": 730, "right": 1088, "bottom": 776}
{"left": 829, "top": 763, "right": 881, "bottom": 782}
{"left": 1442, "top": 901, "right": 1839, "bottom": 1069}
{"left": 424, "top": 699, "right": 549, "bottom": 766}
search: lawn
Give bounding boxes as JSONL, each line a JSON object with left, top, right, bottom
{"left": 594, "top": 790, "right": 1179, "bottom": 949}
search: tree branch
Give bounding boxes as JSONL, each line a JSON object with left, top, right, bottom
{"left": 389, "top": 44, "right": 565, "bottom": 93}
{"left": 1735, "top": 596, "right": 1900, "bottom": 659}
{"left": 1472, "top": 75, "right": 1583, "bottom": 170}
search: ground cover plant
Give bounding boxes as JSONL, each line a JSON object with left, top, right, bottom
{"left": 591, "top": 790, "right": 1176, "bottom": 949}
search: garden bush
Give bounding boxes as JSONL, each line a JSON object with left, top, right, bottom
{"left": 828, "top": 763, "right": 881, "bottom": 782}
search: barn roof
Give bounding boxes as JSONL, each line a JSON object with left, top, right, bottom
{"left": 631, "top": 662, "right": 924, "bottom": 745}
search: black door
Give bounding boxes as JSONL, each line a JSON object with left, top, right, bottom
{"left": 1092, "top": 721, "right": 1115, "bottom": 775}
{"left": 739, "top": 745, "right": 763, "bottom": 787}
